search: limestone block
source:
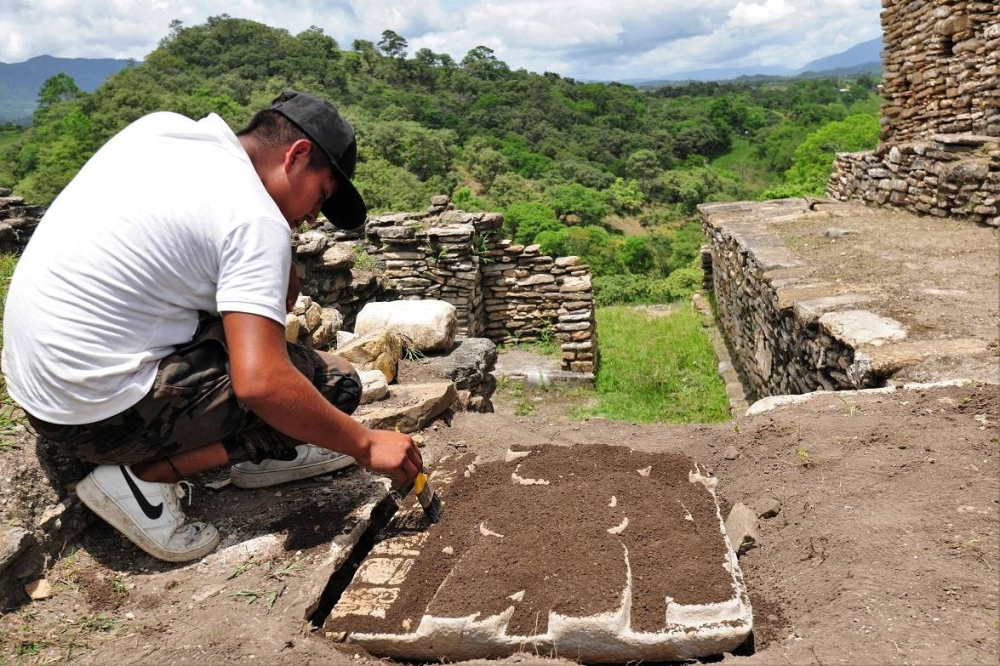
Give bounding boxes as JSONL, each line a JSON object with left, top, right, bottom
{"left": 355, "top": 383, "right": 458, "bottom": 433}
{"left": 305, "top": 302, "right": 323, "bottom": 331}
{"left": 285, "top": 314, "right": 302, "bottom": 343}
{"left": 318, "top": 244, "right": 358, "bottom": 272}
{"left": 819, "top": 310, "right": 907, "bottom": 348}
{"left": 359, "top": 369, "right": 389, "bottom": 405}
{"left": 355, "top": 300, "right": 458, "bottom": 353}
{"left": 296, "top": 230, "right": 329, "bottom": 256}
{"left": 724, "top": 503, "right": 759, "bottom": 556}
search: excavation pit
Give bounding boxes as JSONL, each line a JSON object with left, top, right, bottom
{"left": 321, "top": 444, "right": 752, "bottom": 662}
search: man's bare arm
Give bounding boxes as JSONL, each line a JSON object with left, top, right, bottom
{"left": 221, "top": 311, "right": 422, "bottom": 488}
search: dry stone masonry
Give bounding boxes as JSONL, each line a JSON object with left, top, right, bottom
{"left": 0, "top": 188, "right": 44, "bottom": 254}
{"left": 294, "top": 197, "right": 598, "bottom": 376}
{"left": 828, "top": 1, "right": 999, "bottom": 226}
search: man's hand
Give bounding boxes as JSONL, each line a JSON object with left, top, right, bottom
{"left": 356, "top": 428, "right": 423, "bottom": 490}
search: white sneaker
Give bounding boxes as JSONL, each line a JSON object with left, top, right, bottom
{"left": 76, "top": 465, "right": 219, "bottom": 562}
{"left": 230, "top": 444, "right": 356, "bottom": 489}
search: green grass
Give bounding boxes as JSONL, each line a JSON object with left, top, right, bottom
{"left": 711, "top": 137, "right": 782, "bottom": 195}
{"left": 0, "top": 127, "right": 23, "bottom": 150}
{"left": 576, "top": 305, "right": 730, "bottom": 423}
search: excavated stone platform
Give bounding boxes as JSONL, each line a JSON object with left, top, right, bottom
{"left": 701, "top": 199, "right": 999, "bottom": 397}
{"left": 321, "top": 444, "right": 751, "bottom": 662}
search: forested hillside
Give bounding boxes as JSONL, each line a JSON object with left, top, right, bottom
{"left": 0, "top": 16, "right": 882, "bottom": 303}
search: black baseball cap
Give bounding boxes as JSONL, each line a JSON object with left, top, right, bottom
{"left": 269, "top": 90, "right": 367, "bottom": 230}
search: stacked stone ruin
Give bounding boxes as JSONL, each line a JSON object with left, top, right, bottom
{"left": 704, "top": 1, "right": 998, "bottom": 400}
{"left": 827, "top": 1, "right": 999, "bottom": 226}
{"left": 0, "top": 188, "right": 44, "bottom": 254}
{"left": 294, "top": 196, "right": 598, "bottom": 376}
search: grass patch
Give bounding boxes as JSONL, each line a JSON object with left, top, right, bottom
{"left": 0, "top": 127, "right": 23, "bottom": 150}
{"left": 576, "top": 305, "right": 730, "bottom": 423}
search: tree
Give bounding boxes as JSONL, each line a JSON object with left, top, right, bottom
{"left": 503, "top": 201, "right": 560, "bottom": 243}
{"left": 35, "top": 74, "right": 82, "bottom": 117}
{"left": 378, "top": 30, "right": 408, "bottom": 60}
{"left": 544, "top": 182, "right": 609, "bottom": 226}
{"left": 762, "top": 113, "right": 879, "bottom": 198}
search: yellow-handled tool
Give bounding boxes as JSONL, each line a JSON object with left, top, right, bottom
{"left": 395, "top": 471, "right": 442, "bottom": 523}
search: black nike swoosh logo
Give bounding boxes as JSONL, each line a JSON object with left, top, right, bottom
{"left": 120, "top": 466, "right": 164, "bottom": 520}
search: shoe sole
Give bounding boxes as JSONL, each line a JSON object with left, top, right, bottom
{"left": 76, "top": 474, "right": 220, "bottom": 563}
{"left": 230, "top": 455, "right": 356, "bottom": 489}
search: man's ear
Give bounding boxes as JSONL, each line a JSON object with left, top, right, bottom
{"left": 283, "top": 139, "right": 314, "bottom": 173}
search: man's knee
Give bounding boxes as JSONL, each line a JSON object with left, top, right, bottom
{"left": 315, "top": 350, "right": 362, "bottom": 415}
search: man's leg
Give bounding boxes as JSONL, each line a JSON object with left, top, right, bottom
{"left": 228, "top": 345, "right": 363, "bottom": 488}
{"left": 132, "top": 442, "right": 230, "bottom": 483}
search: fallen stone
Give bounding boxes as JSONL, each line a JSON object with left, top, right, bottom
{"left": 24, "top": 579, "right": 53, "bottom": 600}
{"left": 757, "top": 498, "right": 781, "bottom": 519}
{"left": 723, "top": 446, "right": 740, "bottom": 460}
{"left": 435, "top": 338, "right": 498, "bottom": 390}
{"left": 824, "top": 228, "right": 856, "bottom": 238}
{"left": 285, "top": 314, "right": 301, "bottom": 343}
{"left": 725, "top": 503, "right": 759, "bottom": 556}
{"left": 355, "top": 383, "right": 458, "bottom": 433}
{"left": 337, "top": 330, "right": 357, "bottom": 348}
{"left": 355, "top": 300, "right": 458, "bottom": 353}
{"left": 1, "top": 527, "right": 41, "bottom": 610}
{"left": 336, "top": 330, "right": 406, "bottom": 383}
{"left": 359, "top": 369, "right": 389, "bottom": 404}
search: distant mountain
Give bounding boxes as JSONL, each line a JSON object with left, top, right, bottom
{"left": 0, "top": 55, "right": 131, "bottom": 123}
{"left": 626, "top": 37, "right": 882, "bottom": 86}
{"left": 798, "top": 38, "right": 882, "bottom": 74}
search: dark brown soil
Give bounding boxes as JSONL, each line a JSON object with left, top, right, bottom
{"left": 326, "top": 444, "right": 732, "bottom": 638}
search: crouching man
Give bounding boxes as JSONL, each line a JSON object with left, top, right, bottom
{"left": 1, "top": 91, "right": 422, "bottom": 562}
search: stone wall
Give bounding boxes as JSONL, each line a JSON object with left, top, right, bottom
{"left": 828, "top": 2, "right": 998, "bottom": 226}
{"left": 0, "top": 188, "right": 44, "bottom": 254}
{"left": 295, "top": 199, "right": 598, "bottom": 375}
{"left": 828, "top": 134, "right": 999, "bottom": 226}
{"left": 701, "top": 202, "right": 879, "bottom": 398}
{"left": 880, "top": 1, "right": 998, "bottom": 144}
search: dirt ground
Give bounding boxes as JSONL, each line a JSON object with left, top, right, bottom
{"left": 1, "top": 379, "right": 996, "bottom": 665}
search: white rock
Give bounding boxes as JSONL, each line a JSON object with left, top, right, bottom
{"left": 355, "top": 300, "right": 458, "bottom": 352}
{"left": 359, "top": 369, "right": 389, "bottom": 404}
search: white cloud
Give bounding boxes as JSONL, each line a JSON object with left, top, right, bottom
{"left": 0, "top": 0, "right": 882, "bottom": 80}
{"left": 728, "top": 0, "right": 795, "bottom": 27}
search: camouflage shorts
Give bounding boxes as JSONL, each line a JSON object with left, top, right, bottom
{"left": 27, "top": 316, "right": 361, "bottom": 465}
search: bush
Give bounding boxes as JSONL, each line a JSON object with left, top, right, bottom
{"left": 504, "top": 201, "right": 560, "bottom": 243}
{"left": 593, "top": 267, "right": 702, "bottom": 306}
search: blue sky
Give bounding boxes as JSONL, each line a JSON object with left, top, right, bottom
{"left": 0, "top": 1, "right": 882, "bottom": 80}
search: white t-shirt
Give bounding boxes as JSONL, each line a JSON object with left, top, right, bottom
{"left": 1, "top": 112, "right": 292, "bottom": 424}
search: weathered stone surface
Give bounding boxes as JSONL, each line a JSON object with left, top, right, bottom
{"left": 435, "top": 338, "right": 498, "bottom": 390}
{"left": 335, "top": 330, "right": 406, "bottom": 383}
{"left": 819, "top": 310, "right": 907, "bottom": 348}
{"left": 1, "top": 528, "right": 41, "bottom": 610}
{"left": 295, "top": 230, "right": 329, "bottom": 256}
{"left": 358, "top": 369, "right": 389, "bottom": 405}
{"left": 725, "top": 503, "right": 759, "bottom": 556}
{"left": 317, "top": 244, "right": 357, "bottom": 272}
{"left": 355, "top": 300, "right": 458, "bottom": 353}
{"left": 355, "top": 383, "right": 458, "bottom": 433}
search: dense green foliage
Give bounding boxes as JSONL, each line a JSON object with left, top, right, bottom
{"left": 0, "top": 16, "right": 882, "bottom": 305}
{"left": 575, "top": 306, "right": 730, "bottom": 423}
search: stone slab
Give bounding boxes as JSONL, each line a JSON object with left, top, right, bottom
{"left": 324, "top": 446, "right": 752, "bottom": 662}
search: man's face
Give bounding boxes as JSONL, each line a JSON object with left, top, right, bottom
{"left": 281, "top": 140, "right": 338, "bottom": 228}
